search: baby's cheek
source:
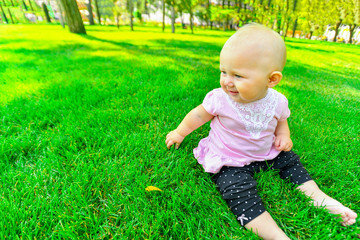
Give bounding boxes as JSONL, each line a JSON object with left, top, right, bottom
{"left": 235, "top": 82, "right": 250, "bottom": 93}
{"left": 220, "top": 80, "right": 226, "bottom": 89}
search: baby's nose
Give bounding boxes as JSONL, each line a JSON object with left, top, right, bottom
{"left": 224, "top": 76, "right": 234, "bottom": 86}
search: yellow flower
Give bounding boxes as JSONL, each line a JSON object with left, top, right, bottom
{"left": 145, "top": 186, "right": 162, "bottom": 192}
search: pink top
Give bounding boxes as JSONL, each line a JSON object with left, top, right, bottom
{"left": 193, "top": 88, "right": 290, "bottom": 173}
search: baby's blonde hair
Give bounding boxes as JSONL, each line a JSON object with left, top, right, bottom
{"left": 223, "top": 23, "right": 287, "bottom": 71}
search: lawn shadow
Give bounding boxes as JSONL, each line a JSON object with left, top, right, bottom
{"left": 285, "top": 59, "right": 360, "bottom": 92}
{"left": 80, "top": 33, "right": 223, "bottom": 55}
{"left": 85, "top": 26, "right": 122, "bottom": 32}
{"left": 286, "top": 38, "right": 359, "bottom": 55}
{"left": 81, "top": 34, "right": 137, "bottom": 49}
{"left": 78, "top": 34, "right": 222, "bottom": 77}
{"left": 287, "top": 44, "right": 335, "bottom": 54}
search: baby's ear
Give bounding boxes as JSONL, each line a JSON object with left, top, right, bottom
{"left": 268, "top": 71, "right": 283, "bottom": 88}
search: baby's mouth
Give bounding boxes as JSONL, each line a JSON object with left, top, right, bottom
{"left": 228, "top": 90, "right": 239, "bottom": 95}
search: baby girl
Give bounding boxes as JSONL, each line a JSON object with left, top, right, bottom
{"left": 165, "top": 23, "right": 357, "bottom": 239}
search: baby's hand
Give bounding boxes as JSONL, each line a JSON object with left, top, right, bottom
{"left": 274, "top": 135, "right": 293, "bottom": 152}
{"left": 165, "top": 130, "right": 185, "bottom": 149}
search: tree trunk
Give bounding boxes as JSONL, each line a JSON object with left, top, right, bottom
{"left": 7, "top": 8, "right": 14, "bottom": 23}
{"left": 226, "top": 15, "right": 229, "bottom": 30}
{"left": 162, "top": 0, "right": 165, "bottom": 32}
{"left": 206, "top": 0, "right": 210, "bottom": 28}
{"left": 189, "top": 9, "right": 193, "bottom": 34}
{"left": 28, "top": 0, "right": 33, "bottom": 11}
{"left": 86, "top": 0, "right": 95, "bottom": 25}
{"left": 22, "top": 0, "right": 28, "bottom": 11}
{"left": 0, "top": 4, "right": 8, "bottom": 24}
{"left": 144, "top": 0, "right": 148, "bottom": 14}
{"left": 293, "top": 0, "right": 297, "bottom": 11}
{"left": 292, "top": 18, "right": 297, "bottom": 38}
{"left": 116, "top": 11, "right": 120, "bottom": 29}
{"left": 42, "top": 3, "right": 51, "bottom": 22}
{"left": 180, "top": 11, "right": 185, "bottom": 28}
{"left": 130, "top": 12, "right": 133, "bottom": 31}
{"left": 283, "top": 19, "right": 289, "bottom": 41}
{"left": 94, "top": 0, "right": 101, "bottom": 25}
{"left": 20, "top": 4, "right": 29, "bottom": 22}
{"left": 349, "top": 24, "right": 356, "bottom": 44}
{"left": 129, "top": 0, "right": 133, "bottom": 31}
{"left": 171, "top": 4, "right": 175, "bottom": 33}
{"left": 333, "top": 19, "right": 342, "bottom": 42}
{"left": 59, "top": 0, "right": 86, "bottom": 34}
{"left": 55, "top": 0, "right": 65, "bottom": 28}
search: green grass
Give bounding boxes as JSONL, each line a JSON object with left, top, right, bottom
{"left": 0, "top": 24, "right": 359, "bottom": 239}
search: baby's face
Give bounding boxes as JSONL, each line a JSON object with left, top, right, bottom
{"left": 219, "top": 45, "right": 272, "bottom": 104}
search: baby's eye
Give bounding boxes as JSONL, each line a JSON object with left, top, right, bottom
{"left": 235, "top": 74, "right": 243, "bottom": 79}
{"left": 221, "top": 71, "right": 227, "bottom": 75}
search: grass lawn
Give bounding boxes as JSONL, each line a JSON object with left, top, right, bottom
{"left": 0, "top": 24, "right": 359, "bottom": 239}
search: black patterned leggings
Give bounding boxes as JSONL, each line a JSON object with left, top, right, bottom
{"left": 211, "top": 151, "right": 312, "bottom": 226}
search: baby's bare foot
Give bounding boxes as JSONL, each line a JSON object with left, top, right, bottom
{"left": 313, "top": 197, "right": 357, "bottom": 226}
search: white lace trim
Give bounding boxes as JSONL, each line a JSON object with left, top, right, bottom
{"left": 225, "top": 89, "right": 279, "bottom": 138}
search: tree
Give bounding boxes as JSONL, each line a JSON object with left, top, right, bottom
{"left": 116, "top": 0, "right": 144, "bottom": 31}
{"left": 332, "top": 0, "right": 347, "bottom": 41}
{"left": 182, "top": 0, "right": 200, "bottom": 33}
{"left": 94, "top": 0, "right": 101, "bottom": 24}
{"left": 7, "top": 8, "right": 14, "bottom": 23}
{"left": 28, "top": 0, "right": 34, "bottom": 11}
{"left": 87, "top": 0, "right": 95, "bottom": 25}
{"left": 42, "top": 2, "right": 51, "bottom": 22}
{"left": 55, "top": 0, "right": 66, "bottom": 28}
{"left": 59, "top": 0, "right": 87, "bottom": 34}
{"left": 350, "top": 0, "right": 360, "bottom": 43}
{"left": 127, "top": 0, "right": 134, "bottom": 30}
{"left": 281, "top": 0, "right": 291, "bottom": 39}
{"left": 166, "top": 0, "right": 180, "bottom": 33}
{"left": 113, "top": 0, "right": 121, "bottom": 28}
{"left": 298, "top": 0, "right": 327, "bottom": 39}
{"left": 162, "top": 0, "right": 165, "bottom": 31}
{"left": 98, "top": 0, "right": 115, "bottom": 22}
{"left": 170, "top": 2, "right": 176, "bottom": 32}
{"left": 291, "top": 0, "right": 299, "bottom": 37}
{"left": 125, "top": 0, "right": 143, "bottom": 30}
{"left": 342, "top": 0, "right": 359, "bottom": 43}
{"left": 0, "top": 2, "right": 9, "bottom": 24}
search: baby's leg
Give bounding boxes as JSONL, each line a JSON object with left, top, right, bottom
{"left": 212, "top": 167, "right": 289, "bottom": 240}
{"left": 273, "top": 151, "right": 357, "bottom": 226}
{"left": 297, "top": 180, "right": 357, "bottom": 226}
{"left": 245, "top": 212, "right": 290, "bottom": 240}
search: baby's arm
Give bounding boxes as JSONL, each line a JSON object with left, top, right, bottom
{"left": 274, "top": 119, "right": 293, "bottom": 151}
{"left": 166, "top": 104, "right": 214, "bottom": 149}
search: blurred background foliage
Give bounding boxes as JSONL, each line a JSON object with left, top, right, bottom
{"left": 0, "top": 0, "right": 359, "bottom": 43}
